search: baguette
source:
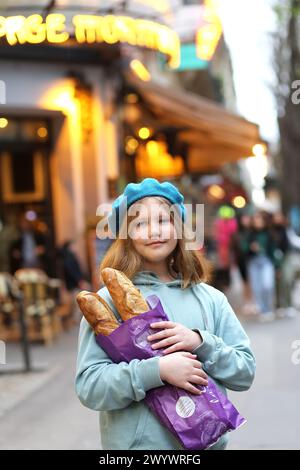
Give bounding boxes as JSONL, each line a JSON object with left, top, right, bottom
{"left": 101, "top": 268, "right": 149, "bottom": 321}
{"left": 76, "top": 290, "right": 119, "bottom": 336}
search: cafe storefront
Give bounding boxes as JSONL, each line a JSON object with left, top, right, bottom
{"left": 0, "top": 7, "right": 180, "bottom": 273}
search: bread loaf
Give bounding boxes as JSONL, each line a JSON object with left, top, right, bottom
{"left": 101, "top": 268, "right": 149, "bottom": 321}
{"left": 76, "top": 290, "right": 119, "bottom": 336}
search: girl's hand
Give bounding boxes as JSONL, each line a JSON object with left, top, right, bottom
{"left": 148, "top": 321, "right": 202, "bottom": 355}
{"left": 159, "top": 351, "right": 208, "bottom": 395}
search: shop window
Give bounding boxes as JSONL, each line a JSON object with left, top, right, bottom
{"left": 0, "top": 150, "right": 45, "bottom": 203}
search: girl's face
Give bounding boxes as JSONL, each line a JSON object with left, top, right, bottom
{"left": 129, "top": 197, "right": 178, "bottom": 264}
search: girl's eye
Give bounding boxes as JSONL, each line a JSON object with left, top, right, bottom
{"left": 160, "top": 218, "right": 170, "bottom": 224}
{"left": 137, "top": 220, "right": 147, "bottom": 228}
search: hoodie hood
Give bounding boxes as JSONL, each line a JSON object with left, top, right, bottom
{"left": 132, "top": 271, "right": 184, "bottom": 289}
{"left": 132, "top": 270, "right": 209, "bottom": 328}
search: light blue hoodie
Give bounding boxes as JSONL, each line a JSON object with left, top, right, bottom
{"left": 75, "top": 272, "right": 255, "bottom": 450}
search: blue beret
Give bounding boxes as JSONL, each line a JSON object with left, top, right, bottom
{"left": 107, "top": 178, "right": 186, "bottom": 235}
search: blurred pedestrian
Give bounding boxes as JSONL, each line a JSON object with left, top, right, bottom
{"left": 231, "top": 213, "right": 254, "bottom": 314}
{"left": 0, "top": 215, "right": 19, "bottom": 272}
{"left": 214, "top": 205, "right": 238, "bottom": 291}
{"left": 9, "top": 214, "right": 49, "bottom": 274}
{"left": 58, "top": 240, "right": 90, "bottom": 322}
{"left": 246, "top": 212, "right": 276, "bottom": 321}
{"left": 270, "top": 213, "right": 290, "bottom": 317}
{"left": 58, "top": 240, "right": 90, "bottom": 292}
{"left": 276, "top": 221, "right": 300, "bottom": 318}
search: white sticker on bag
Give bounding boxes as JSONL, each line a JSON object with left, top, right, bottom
{"left": 175, "top": 396, "right": 196, "bottom": 418}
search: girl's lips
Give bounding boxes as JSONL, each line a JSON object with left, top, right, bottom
{"left": 147, "top": 241, "right": 166, "bottom": 247}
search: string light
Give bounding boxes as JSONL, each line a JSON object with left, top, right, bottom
{"left": 232, "top": 195, "right": 246, "bottom": 209}
{"left": 208, "top": 184, "right": 225, "bottom": 199}
{"left": 37, "top": 126, "right": 48, "bottom": 139}
{"left": 0, "top": 118, "right": 8, "bottom": 128}
{"left": 125, "top": 93, "right": 139, "bottom": 104}
{"left": 252, "top": 143, "right": 267, "bottom": 157}
{"left": 138, "top": 127, "right": 151, "bottom": 140}
{"left": 125, "top": 136, "right": 139, "bottom": 154}
{"left": 130, "top": 60, "right": 151, "bottom": 82}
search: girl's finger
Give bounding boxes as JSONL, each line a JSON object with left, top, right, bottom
{"left": 192, "top": 361, "right": 204, "bottom": 369}
{"left": 147, "top": 329, "right": 175, "bottom": 341}
{"left": 192, "top": 362, "right": 207, "bottom": 375}
{"left": 193, "top": 368, "right": 208, "bottom": 380}
{"left": 184, "top": 382, "right": 202, "bottom": 395}
{"left": 190, "top": 375, "right": 208, "bottom": 386}
{"left": 191, "top": 360, "right": 202, "bottom": 369}
{"left": 151, "top": 336, "right": 179, "bottom": 350}
{"left": 181, "top": 352, "right": 197, "bottom": 359}
{"left": 150, "top": 321, "right": 176, "bottom": 329}
{"left": 162, "top": 342, "right": 184, "bottom": 355}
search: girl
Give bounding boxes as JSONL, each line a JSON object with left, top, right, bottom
{"left": 76, "top": 178, "right": 255, "bottom": 450}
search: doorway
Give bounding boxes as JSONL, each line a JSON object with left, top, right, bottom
{"left": 0, "top": 116, "right": 56, "bottom": 276}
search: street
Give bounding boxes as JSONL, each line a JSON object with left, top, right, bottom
{"left": 1, "top": 296, "right": 299, "bottom": 450}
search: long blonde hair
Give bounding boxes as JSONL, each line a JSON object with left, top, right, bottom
{"left": 100, "top": 197, "right": 211, "bottom": 288}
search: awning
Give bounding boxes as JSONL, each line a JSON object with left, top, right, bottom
{"left": 127, "top": 76, "right": 262, "bottom": 172}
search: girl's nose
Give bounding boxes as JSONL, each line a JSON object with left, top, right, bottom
{"left": 148, "top": 220, "right": 160, "bottom": 238}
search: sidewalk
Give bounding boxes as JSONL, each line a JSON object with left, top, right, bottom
{"left": 0, "top": 327, "right": 100, "bottom": 450}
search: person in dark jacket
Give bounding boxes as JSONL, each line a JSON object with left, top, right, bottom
{"left": 9, "top": 215, "right": 49, "bottom": 274}
{"left": 231, "top": 213, "right": 254, "bottom": 313}
{"left": 270, "top": 212, "right": 290, "bottom": 314}
{"left": 58, "top": 240, "right": 89, "bottom": 291}
{"left": 57, "top": 240, "right": 90, "bottom": 323}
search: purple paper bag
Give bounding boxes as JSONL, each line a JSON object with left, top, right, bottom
{"left": 96, "top": 295, "right": 245, "bottom": 450}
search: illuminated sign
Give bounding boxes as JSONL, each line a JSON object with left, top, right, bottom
{"left": 196, "top": 0, "right": 222, "bottom": 61}
{"left": 0, "top": 14, "right": 69, "bottom": 45}
{"left": 0, "top": 13, "right": 180, "bottom": 68}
